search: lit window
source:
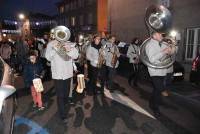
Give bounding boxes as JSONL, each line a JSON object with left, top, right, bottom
{"left": 185, "top": 28, "right": 200, "bottom": 60}
{"left": 60, "top": 6, "right": 64, "bottom": 13}
{"left": 71, "top": 17, "right": 76, "bottom": 26}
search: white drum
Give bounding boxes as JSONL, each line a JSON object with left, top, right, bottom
{"left": 76, "top": 74, "right": 85, "bottom": 93}
{"left": 33, "top": 78, "right": 44, "bottom": 92}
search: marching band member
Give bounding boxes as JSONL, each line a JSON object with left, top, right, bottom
{"left": 86, "top": 34, "right": 106, "bottom": 95}
{"left": 45, "top": 30, "right": 78, "bottom": 123}
{"left": 105, "top": 35, "right": 120, "bottom": 91}
{"left": 75, "top": 35, "right": 89, "bottom": 74}
{"left": 127, "top": 37, "right": 140, "bottom": 87}
{"left": 145, "top": 32, "right": 173, "bottom": 117}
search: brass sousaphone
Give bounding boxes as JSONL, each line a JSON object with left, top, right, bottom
{"left": 54, "top": 25, "right": 71, "bottom": 42}
{"left": 52, "top": 26, "right": 73, "bottom": 57}
{"left": 140, "top": 5, "right": 176, "bottom": 69}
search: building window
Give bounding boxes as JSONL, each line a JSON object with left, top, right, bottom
{"left": 86, "top": 0, "right": 93, "bottom": 5}
{"left": 60, "top": 6, "right": 64, "bottom": 13}
{"left": 73, "top": 1, "right": 77, "bottom": 9}
{"left": 65, "top": 4, "right": 69, "bottom": 12}
{"left": 78, "top": 0, "right": 81, "bottom": 7}
{"left": 78, "top": 0, "right": 84, "bottom": 7}
{"left": 158, "top": 0, "right": 170, "bottom": 8}
{"left": 79, "top": 15, "right": 84, "bottom": 25}
{"left": 71, "top": 17, "right": 76, "bottom": 26}
{"left": 185, "top": 28, "right": 200, "bottom": 60}
{"left": 88, "top": 13, "right": 93, "bottom": 24}
{"left": 66, "top": 18, "right": 70, "bottom": 26}
{"left": 70, "top": 2, "right": 73, "bottom": 10}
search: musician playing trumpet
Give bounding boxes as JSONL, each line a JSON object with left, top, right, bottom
{"left": 105, "top": 35, "right": 120, "bottom": 91}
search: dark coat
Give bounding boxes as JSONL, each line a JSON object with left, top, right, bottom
{"left": 23, "top": 60, "right": 44, "bottom": 87}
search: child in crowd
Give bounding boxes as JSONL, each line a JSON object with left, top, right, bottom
{"left": 23, "top": 50, "right": 45, "bottom": 110}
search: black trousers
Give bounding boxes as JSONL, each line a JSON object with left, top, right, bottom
{"left": 150, "top": 76, "right": 165, "bottom": 111}
{"left": 164, "top": 73, "right": 173, "bottom": 90}
{"left": 128, "top": 63, "right": 139, "bottom": 85}
{"left": 54, "top": 79, "right": 71, "bottom": 119}
{"left": 107, "top": 66, "right": 116, "bottom": 89}
{"left": 89, "top": 65, "right": 106, "bottom": 94}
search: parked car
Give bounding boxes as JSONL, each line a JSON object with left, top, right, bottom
{"left": 173, "top": 61, "right": 185, "bottom": 81}
{"left": 0, "top": 57, "right": 16, "bottom": 134}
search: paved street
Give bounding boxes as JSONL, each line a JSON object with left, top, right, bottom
{"left": 13, "top": 75, "right": 200, "bottom": 134}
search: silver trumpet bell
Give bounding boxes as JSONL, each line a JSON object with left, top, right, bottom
{"left": 140, "top": 5, "right": 175, "bottom": 69}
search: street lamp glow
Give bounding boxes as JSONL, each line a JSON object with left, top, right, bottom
{"left": 36, "top": 22, "right": 39, "bottom": 26}
{"left": 170, "top": 30, "right": 177, "bottom": 38}
{"left": 14, "top": 21, "right": 18, "bottom": 25}
{"left": 19, "top": 13, "right": 25, "bottom": 20}
{"left": 79, "top": 34, "right": 84, "bottom": 40}
{"left": 3, "top": 34, "right": 6, "bottom": 37}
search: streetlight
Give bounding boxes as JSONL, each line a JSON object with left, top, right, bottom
{"left": 18, "top": 13, "right": 25, "bottom": 20}
{"left": 36, "top": 22, "right": 39, "bottom": 26}
{"left": 170, "top": 30, "right": 177, "bottom": 38}
{"left": 3, "top": 34, "right": 6, "bottom": 37}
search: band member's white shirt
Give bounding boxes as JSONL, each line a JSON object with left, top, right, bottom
{"left": 145, "top": 38, "right": 168, "bottom": 76}
{"left": 86, "top": 44, "right": 106, "bottom": 68}
{"left": 127, "top": 44, "right": 139, "bottom": 64}
{"left": 105, "top": 42, "right": 120, "bottom": 68}
{"left": 45, "top": 40, "right": 79, "bottom": 80}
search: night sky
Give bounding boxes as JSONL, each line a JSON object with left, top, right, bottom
{"left": 0, "top": 0, "right": 61, "bottom": 19}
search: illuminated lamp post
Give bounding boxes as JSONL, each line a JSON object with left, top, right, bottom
{"left": 18, "top": 13, "right": 30, "bottom": 40}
